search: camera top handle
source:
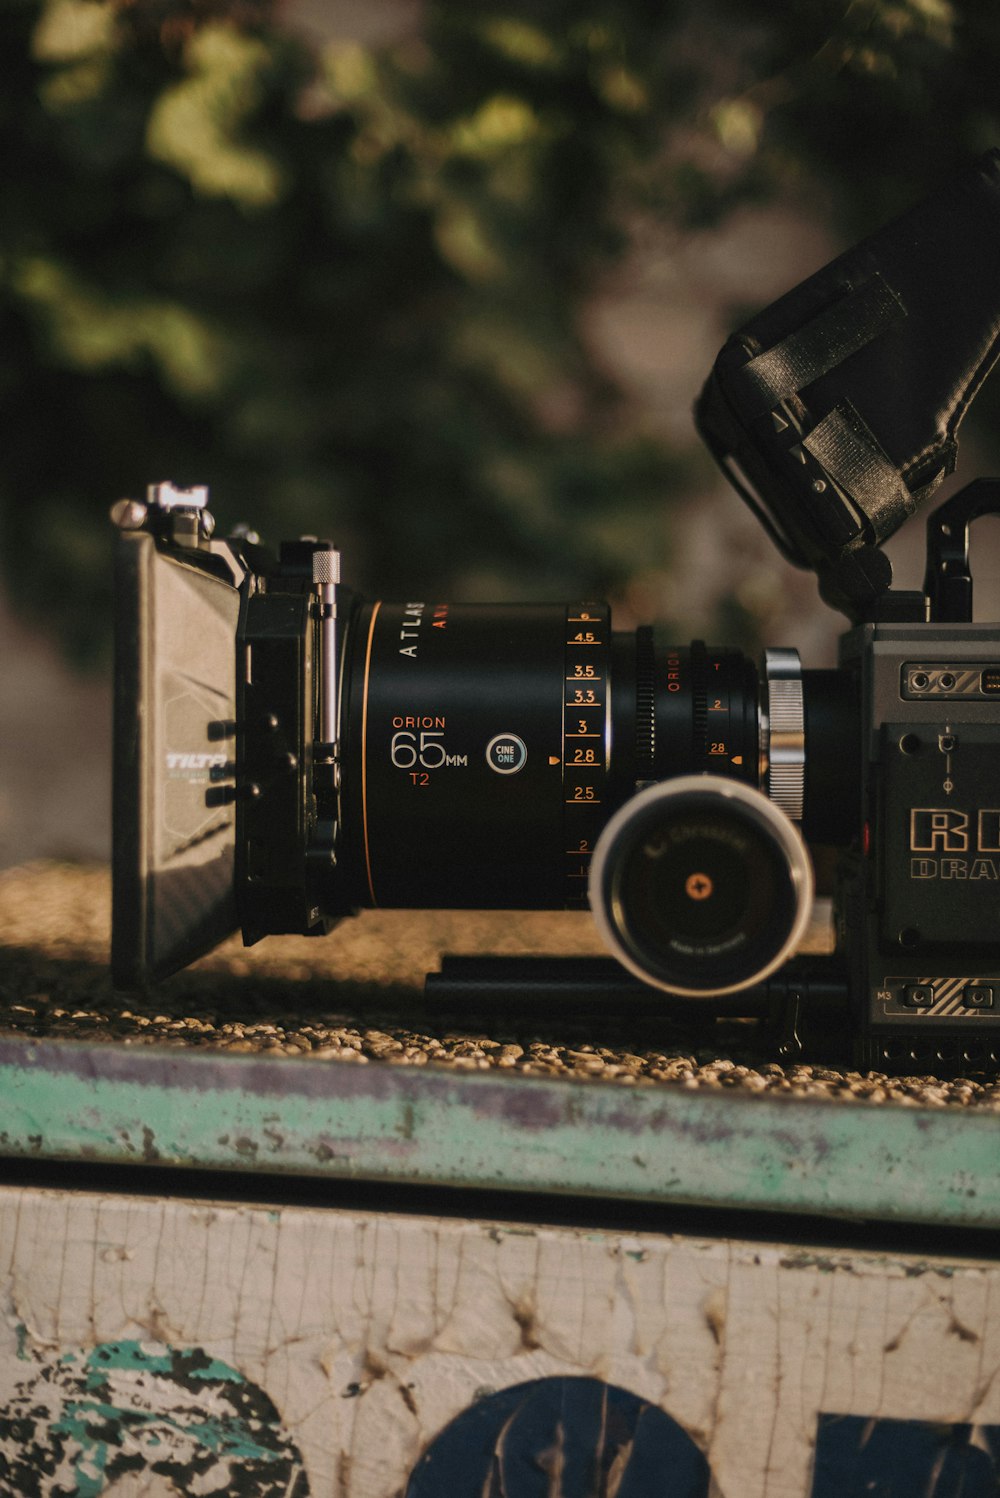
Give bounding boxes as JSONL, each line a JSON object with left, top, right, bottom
{"left": 924, "top": 478, "right": 1000, "bottom": 624}
{"left": 696, "top": 151, "right": 1000, "bottom": 623}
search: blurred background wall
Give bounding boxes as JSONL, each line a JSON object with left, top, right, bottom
{"left": 3, "top": 0, "right": 1000, "bottom": 868}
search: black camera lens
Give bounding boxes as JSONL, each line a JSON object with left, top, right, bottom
{"left": 588, "top": 776, "right": 813, "bottom": 995}
{"left": 234, "top": 582, "right": 851, "bottom": 954}
{"left": 337, "top": 607, "right": 772, "bottom": 914}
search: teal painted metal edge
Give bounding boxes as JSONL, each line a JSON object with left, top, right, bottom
{"left": 0, "top": 1033, "right": 996, "bottom": 1228}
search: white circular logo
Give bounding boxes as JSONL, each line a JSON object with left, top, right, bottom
{"left": 485, "top": 734, "right": 527, "bottom": 774}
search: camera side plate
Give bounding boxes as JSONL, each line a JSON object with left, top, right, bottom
{"left": 880, "top": 721, "right": 1000, "bottom": 954}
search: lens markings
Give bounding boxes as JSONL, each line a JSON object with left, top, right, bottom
{"left": 563, "top": 607, "right": 610, "bottom": 907}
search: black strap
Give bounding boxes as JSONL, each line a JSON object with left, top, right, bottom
{"left": 803, "top": 401, "right": 914, "bottom": 543}
{"left": 739, "top": 273, "right": 906, "bottom": 416}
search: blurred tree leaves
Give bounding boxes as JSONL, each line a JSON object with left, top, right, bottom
{"left": 2, "top": 0, "right": 1000, "bottom": 661}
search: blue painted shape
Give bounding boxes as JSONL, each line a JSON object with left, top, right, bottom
{"left": 812, "top": 1413, "right": 1000, "bottom": 1496}
{"left": 405, "top": 1376, "right": 709, "bottom": 1497}
{"left": 0, "top": 1341, "right": 310, "bottom": 1497}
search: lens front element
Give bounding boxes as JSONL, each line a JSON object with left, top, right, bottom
{"left": 589, "top": 776, "right": 813, "bottom": 996}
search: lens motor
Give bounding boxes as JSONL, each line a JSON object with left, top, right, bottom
{"left": 588, "top": 775, "right": 814, "bottom": 996}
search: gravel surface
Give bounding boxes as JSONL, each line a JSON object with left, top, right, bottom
{"left": 2, "top": 861, "right": 1000, "bottom": 1109}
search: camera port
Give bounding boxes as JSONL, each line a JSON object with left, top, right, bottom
{"left": 588, "top": 776, "right": 813, "bottom": 996}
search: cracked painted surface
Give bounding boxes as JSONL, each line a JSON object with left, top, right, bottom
{"left": 0, "top": 1187, "right": 998, "bottom": 1495}
{"left": 0, "top": 1341, "right": 307, "bottom": 1496}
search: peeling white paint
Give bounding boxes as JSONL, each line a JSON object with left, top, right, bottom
{"left": 0, "top": 1189, "right": 997, "bottom": 1495}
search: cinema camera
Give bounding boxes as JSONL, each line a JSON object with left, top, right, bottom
{"left": 113, "top": 152, "right": 1000, "bottom": 1072}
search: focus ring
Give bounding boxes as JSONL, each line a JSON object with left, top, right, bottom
{"left": 690, "top": 640, "right": 709, "bottom": 768}
{"left": 764, "top": 648, "right": 805, "bottom": 822}
{"left": 635, "top": 626, "right": 655, "bottom": 779}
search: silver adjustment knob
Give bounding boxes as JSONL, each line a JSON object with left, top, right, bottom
{"left": 313, "top": 545, "right": 342, "bottom": 764}
{"left": 764, "top": 648, "right": 805, "bottom": 822}
{"left": 147, "top": 481, "right": 209, "bottom": 511}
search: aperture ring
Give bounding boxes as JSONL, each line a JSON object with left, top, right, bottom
{"left": 563, "top": 604, "right": 611, "bottom": 908}
{"left": 764, "top": 648, "right": 805, "bottom": 821}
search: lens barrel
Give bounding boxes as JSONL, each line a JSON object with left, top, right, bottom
{"left": 338, "top": 606, "right": 780, "bottom": 915}
{"left": 340, "top": 601, "right": 614, "bottom": 910}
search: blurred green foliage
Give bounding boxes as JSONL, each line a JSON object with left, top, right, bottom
{"left": 2, "top": 0, "right": 1000, "bottom": 661}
